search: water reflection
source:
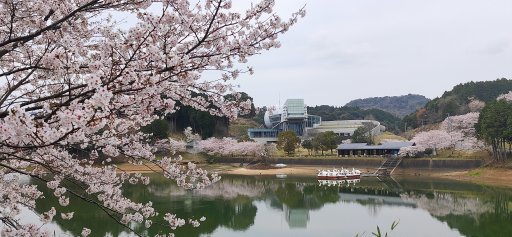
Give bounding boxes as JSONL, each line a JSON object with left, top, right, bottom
{"left": 317, "top": 179, "right": 360, "bottom": 187}
{"left": 25, "top": 175, "right": 512, "bottom": 237}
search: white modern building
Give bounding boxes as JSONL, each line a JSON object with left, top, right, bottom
{"left": 248, "top": 99, "right": 386, "bottom": 143}
{"left": 306, "top": 120, "right": 386, "bottom": 140}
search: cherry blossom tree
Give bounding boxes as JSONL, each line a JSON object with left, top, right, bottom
{"left": 196, "top": 137, "right": 274, "bottom": 158}
{"left": 440, "top": 112, "right": 484, "bottom": 151}
{"left": 183, "top": 126, "right": 201, "bottom": 143}
{"left": 410, "top": 130, "right": 454, "bottom": 155}
{"left": 402, "top": 112, "right": 485, "bottom": 157}
{"left": 467, "top": 98, "right": 485, "bottom": 112}
{"left": 154, "top": 138, "right": 187, "bottom": 154}
{"left": 398, "top": 145, "right": 424, "bottom": 157}
{"left": 0, "top": 0, "right": 304, "bottom": 236}
{"left": 440, "top": 112, "right": 479, "bottom": 135}
{"left": 497, "top": 91, "right": 512, "bottom": 102}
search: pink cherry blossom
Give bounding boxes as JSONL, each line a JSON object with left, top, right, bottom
{"left": 197, "top": 137, "right": 276, "bottom": 157}
{"left": 401, "top": 112, "right": 485, "bottom": 156}
{"left": 468, "top": 98, "right": 485, "bottom": 112}
{"left": 0, "top": 0, "right": 304, "bottom": 236}
{"left": 497, "top": 91, "right": 512, "bottom": 102}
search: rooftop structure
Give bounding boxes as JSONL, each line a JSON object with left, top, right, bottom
{"left": 337, "top": 142, "right": 415, "bottom": 157}
{"left": 306, "top": 120, "right": 385, "bottom": 139}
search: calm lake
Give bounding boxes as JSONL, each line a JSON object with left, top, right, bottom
{"left": 27, "top": 174, "right": 512, "bottom": 237}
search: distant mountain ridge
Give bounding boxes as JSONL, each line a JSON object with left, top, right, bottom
{"left": 402, "top": 78, "right": 512, "bottom": 129}
{"left": 345, "top": 94, "right": 429, "bottom": 118}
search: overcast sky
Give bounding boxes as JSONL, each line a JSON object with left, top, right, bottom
{"left": 230, "top": 0, "right": 512, "bottom": 107}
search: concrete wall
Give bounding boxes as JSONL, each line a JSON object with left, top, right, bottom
{"left": 215, "top": 157, "right": 483, "bottom": 169}
{"left": 399, "top": 158, "right": 483, "bottom": 169}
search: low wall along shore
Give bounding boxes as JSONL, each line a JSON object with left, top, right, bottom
{"left": 215, "top": 157, "right": 484, "bottom": 170}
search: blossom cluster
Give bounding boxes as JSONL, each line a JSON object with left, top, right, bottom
{"left": 400, "top": 112, "right": 484, "bottom": 156}
{"left": 497, "top": 91, "right": 512, "bottom": 102}
{"left": 154, "top": 138, "right": 187, "bottom": 154}
{"left": 197, "top": 137, "right": 277, "bottom": 157}
{"left": 467, "top": 98, "right": 486, "bottom": 112}
{"left": 0, "top": 0, "right": 304, "bottom": 236}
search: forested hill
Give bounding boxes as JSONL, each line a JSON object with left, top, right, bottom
{"left": 402, "top": 78, "right": 512, "bottom": 129}
{"left": 307, "top": 105, "right": 402, "bottom": 133}
{"left": 345, "top": 94, "right": 429, "bottom": 118}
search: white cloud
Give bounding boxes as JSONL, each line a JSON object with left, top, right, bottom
{"left": 232, "top": 0, "right": 512, "bottom": 106}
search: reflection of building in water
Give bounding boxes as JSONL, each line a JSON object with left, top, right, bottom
{"left": 283, "top": 206, "right": 310, "bottom": 228}
{"left": 318, "top": 179, "right": 360, "bottom": 187}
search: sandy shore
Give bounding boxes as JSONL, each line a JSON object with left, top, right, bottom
{"left": 115, "top": 162, "right": 512, "bottom": 188}
{"left": 116, "top": 163, "right": 163, "bottom": 173}
{"left": 214, "top": 164, "right": 512, "bottom": 188}
{"left": 430, "top": 168, "right": 512, "bottom": 188}
{"left": 222, "top": 166, "right": 319, "bottom": 176}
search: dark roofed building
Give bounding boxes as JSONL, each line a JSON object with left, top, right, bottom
{"left": 337, "top": 142, "right": 415, "bottom": 157}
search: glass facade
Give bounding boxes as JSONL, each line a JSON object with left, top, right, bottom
{"left": 248, "top": 99, "right": 322, "bottom": 141}
{"left": 282, "top": 121, "right": 305, "bottom": 136}
{"left": 248, "top": 128, "right": 279, "bottom": 138}
{"left": 283, "top": 99, "right": 306, "bottom": 118}
{"left": 306, "top": 115, "right": 321, "bottom": 128}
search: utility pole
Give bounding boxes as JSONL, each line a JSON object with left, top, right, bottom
{"left": 446, "top": 113, "right": 452, "bottom": 132}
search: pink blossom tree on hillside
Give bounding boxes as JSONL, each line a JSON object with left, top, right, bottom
{"left": 410, "top": 130, "right": 454, "bottom": 155}
{"left": 401, "top": 112, "right": 485, "bottom": 157}
{"left": 467, "top": 98, "right": 485, "bottom": 112}
{"left": 0, "top": 0, "right": 304, "bottom": 236}
{"left": 440, "top": 112, "right": 480, "bottom": 136}
{"left": 497, "top": 91, "right": 512, "bottom": 102}
{"left": 440, "top": 112, "right": 484, "bottom": 151}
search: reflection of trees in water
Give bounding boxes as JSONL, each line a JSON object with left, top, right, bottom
{"left": 435, "top": 192, "right": 512, "bottom": 237}
{"left": 272, "top": 182, "right": 339, "bottom": 210}
{"left": 30, "top": 175, "right": 512, "bottom": 237}
{"left": 366, "top": 203, "right": 382, "bottom": 217}
{"left": 146, "top": 178, "right": 265, "bottom": 199}
{"left": 400, "top": 191, "right": 492, "bottom": 218}
{"left": 493, "top": 193, "right": 511, "bottom": 218}
{"left": 268, "top": 181, "right": 341, "bottom": 228}
{"left": 33, "top": 176, "right": 260, "bottom": 237}
{"left": 32, "top": 175, "right": 343, "bottom": 236}
{"left": 336, "top": 187, "right": 408, "bottom": 217}
{"left": 401, "top": 186, "right": 512, "bottom": 237}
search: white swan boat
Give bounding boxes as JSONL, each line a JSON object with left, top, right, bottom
{"left": 317, "top": 167, "right": 361, "bottom": 180}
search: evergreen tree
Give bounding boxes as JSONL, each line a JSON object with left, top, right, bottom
{"left": 301, "top": 139, "right": 314, "bottom": 155}
{"left": 476, "top": 100, "right": 512, "bottom": 161}
{"left": 277, "top": 131, "right": 301, "bottom": 155}
{"left": 351, "top": 127, "right": 372, "bottom": 144}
